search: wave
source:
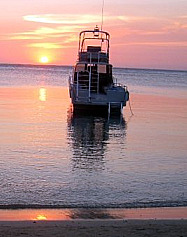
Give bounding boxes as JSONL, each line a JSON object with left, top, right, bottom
{"left": 0, "top": 201, "right": 187, "bottom": 209}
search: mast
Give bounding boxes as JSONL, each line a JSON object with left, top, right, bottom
{"left": 101, "top": 0, "right": 104, "bottom": 31}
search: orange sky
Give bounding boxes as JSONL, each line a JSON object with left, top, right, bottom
{"left": 0, "top": 0, "right": 186, "bottom": 70}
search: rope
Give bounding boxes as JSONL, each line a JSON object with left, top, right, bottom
{"left": 128, "top": 96, "right": 134, "bottom": 116}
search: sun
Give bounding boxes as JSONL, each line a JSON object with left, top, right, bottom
{"left": 40, "top": 56, "right": 49, "bottom": 64}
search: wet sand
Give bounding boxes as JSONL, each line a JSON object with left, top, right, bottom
{"left": 0, "top": 219, "right": 187, "bottom": 237}
{"left": 0, "top": 207, "right": 187, "bottom": 237}
{"left": 0, "top": 207, "right": 187, "bottom": 221}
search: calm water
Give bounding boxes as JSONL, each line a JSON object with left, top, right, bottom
{"left": 0, "top": 64, "right": 187, "bottom": 208}
{"left": 0, "top": 64, "right": 187, "bottom": 92}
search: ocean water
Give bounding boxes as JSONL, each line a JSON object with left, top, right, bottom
{"left": 0, "top": 64, "right": 187, "bottom": 208}
{"left": 0, "top": 64, "right": 187, "bottom": 92}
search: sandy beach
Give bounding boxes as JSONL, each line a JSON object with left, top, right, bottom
{"left": 0, "top": 219, "right": 187, "bottom": 237}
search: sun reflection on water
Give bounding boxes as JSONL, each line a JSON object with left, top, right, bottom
{"left": 34, "top": 214, "right": 47, "bottom": 220}
{"left": 39, "top": 87, "right": 47, "bottom": 101}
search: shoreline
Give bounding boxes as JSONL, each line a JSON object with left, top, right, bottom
{"left": 0, "top": 207, "right": 186, "bottom": 237}
{"left": 0, "top": 207, "right": 186, "bottom": 221}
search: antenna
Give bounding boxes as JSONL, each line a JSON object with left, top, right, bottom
{"left": 101, "top": 0, "right": 104, "bottom": 31}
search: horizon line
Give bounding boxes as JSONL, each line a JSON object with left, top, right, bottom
{"left": 0, "top": 63, "right": 186, "bottom": 72}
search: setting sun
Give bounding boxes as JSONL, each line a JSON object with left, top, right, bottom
{"left": 40, "top": 56, "right": 49, "bottom": 64}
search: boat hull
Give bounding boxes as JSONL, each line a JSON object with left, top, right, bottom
{"left": 69, "top": 83, "right": 128, "bottom": 114}
{"left": 73, "top": 103, "right": 123, "bottom": 115}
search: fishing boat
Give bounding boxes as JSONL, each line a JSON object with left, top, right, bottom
{"left": 69, "top": 26, "right": 129, "bottom": 114}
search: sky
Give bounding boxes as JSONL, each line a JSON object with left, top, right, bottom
{"left": 0, "top": 0, "right": 186, "bottom": 70}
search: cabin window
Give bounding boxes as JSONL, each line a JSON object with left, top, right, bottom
{"left": 98, "top": 65, "right": 106, "bottom": 73}
{"left": 76, "top": 64, "right": 85, "bottom": 72}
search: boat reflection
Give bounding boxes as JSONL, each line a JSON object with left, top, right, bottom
{"left": 67, "top": 109, "right": 127, "bottom": 171}
{"left": 69, "top": 208, "right": 118, "bottom": 219}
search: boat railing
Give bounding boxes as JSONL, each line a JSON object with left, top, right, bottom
{"left": 113, "top": 77, "right": 128, "bottom": 92}
{"left": 113, "top": 77, "right": 122, "bottom": 87}
{"left": 79, "top": 28, "right": 110, "bottom": 56}
{"left": 71, "top": 72, "right": 98, "bottom": 100}
{"left": 72, "top": 83, "right": 97, "bottom": 92}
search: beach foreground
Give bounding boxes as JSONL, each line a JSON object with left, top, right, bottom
{"left": 0, "top": 219, "right": 187, "bottom": 237}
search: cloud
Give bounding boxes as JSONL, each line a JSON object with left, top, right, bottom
{"left": 27, "top": 42, "right": 77, "bottom": 49}
{"left": 9, "top": 13, "right": 177, "bottom": 42}
{"left": 4, "top": 13, "right": 186, "bottom": 52}
{"left": 28, "top": 42, "right": 63, "bottom": 49}
{"left": 178, "top": 15, "right": 187, "bottom": 19}
{"left": 117, "top": 16, "right": 157, "bottom": 22}
{"left": 23, "top": 14, "right": 101, "bottom": 25}
{"left": 10, "top": 35, "right": 44, "bottom": 40}
{"left": 7, "top": 25, "right": 81, "bottom": 41}
{"left": 23, "top": 14, "right": 158, "bottom": 25}
{"left": 18, "top": 26, "right": 81, "bottom": 35}
{"left": 113, "top": 41, "right": 187, "bottom": 47}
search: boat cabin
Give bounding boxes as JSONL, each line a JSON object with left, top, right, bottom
{"left": 73, "top": 26, "right": 113, "bottom": 94}
{"left": 74, "top": 62, "right": 113, "bottom": 93}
